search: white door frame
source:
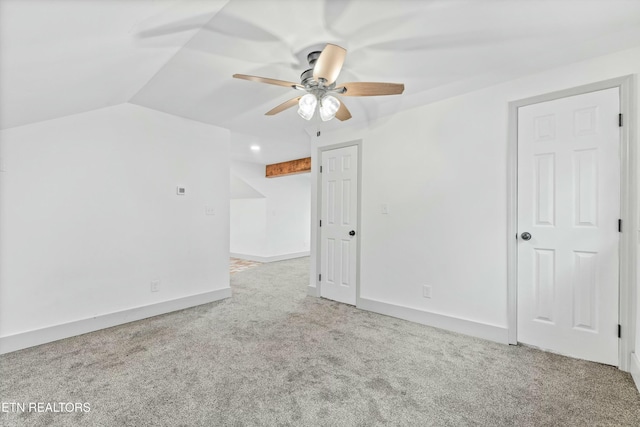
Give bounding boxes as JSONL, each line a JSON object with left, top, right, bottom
{"left": 507, "top": 75, "right": 637, "bottom": 371}
{"left": 315, "top": 140, "right": 363, "bottom": 305}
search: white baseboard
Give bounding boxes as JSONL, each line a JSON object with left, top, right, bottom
{"left": 631, "top": 352, "right": 640, "bottom": 393}
{"left": 307, "top": 285, "right": 319, "bottom": 297}
{"left": 230, "top": 251, "right": 310, "bottom": 263}
{"left": 0, "top": 288, "right": 232, "bottom": 355}
{"left": 358, "top": 297, "right": 509, "bottom": 344}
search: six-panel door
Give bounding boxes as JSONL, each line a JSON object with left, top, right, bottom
{"left": 320, "top": 145, "right": 358, "bottom": 305}
{"left": 517, "top": 87, "right": 620, "bottom": 365}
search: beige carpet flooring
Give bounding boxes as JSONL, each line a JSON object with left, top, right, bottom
{"left": 1, "top": 257, "right": 639, "bottom": 426}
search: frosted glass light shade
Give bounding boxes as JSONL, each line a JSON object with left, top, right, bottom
{"left": 297, "top": 94, "right": 317, "bottom": 120}
{"left": 319, "top": 95, "right": 340, "bottom": 121}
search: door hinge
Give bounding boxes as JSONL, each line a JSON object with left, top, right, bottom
{"left": 619, "top": 113, "right": 623, "bottom": 127}
{"left": 319, "top": 220, "right": 322, "bottom": 227}
{"left": 618, "top": 324, "right": 621, "bottom": 338}
{"left": 618, "top": 219, "right": 622, "bottom": 233}
{"left": 320, "top": 166, "right": 323, "bottom": 173}
{"left": 319, "top": 274, "right": 321, "bottom": 282}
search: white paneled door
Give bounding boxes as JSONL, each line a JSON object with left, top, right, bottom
{"left": 320, "top": 145, "right": 359, "bottom": 305}
{"left": 517, "top": 88, "right": 620, "bottom": 365}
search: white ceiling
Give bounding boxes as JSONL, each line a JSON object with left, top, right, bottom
{"left": 2, "top": 0, "right": 640, "bottom": 164}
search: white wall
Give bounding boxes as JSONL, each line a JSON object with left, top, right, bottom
{"left": 230, "top": 162, "right": 267, "bottom": 258}
{"left": 230, "top": 160, "right": 310, "bottom": 261}
{"left": 310, "top": 45, "right": 640, "bottom": 363}
{"left": 230, "top": 198, "right": 267, "bottom": 257}
{"left": 0, "top": 103, "right": 231, "bottom": 352}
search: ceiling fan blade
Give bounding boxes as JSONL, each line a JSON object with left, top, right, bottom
{"left": 265, "top": 97, "right": 301, "bottom": 116}
{"left": 339, "top": 82, "right": 405, "bottom": 96}
{"left": 233, "top": 74, "right": 302, "bottom": 89}
{"left": 313, "top": 44, "right": 347, "bottom": 85}
{"left": 336, "top": 100, "right": 352, "bottom": 121}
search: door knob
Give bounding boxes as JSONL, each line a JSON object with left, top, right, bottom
{"left": 349, "top": 230, "right": 356, "bottom": 236}
{"left": 521, "top": 232, "right": 532, "bottom": 241}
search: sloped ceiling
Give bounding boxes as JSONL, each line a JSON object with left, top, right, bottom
{"left": 230, "top": 174, "right": 265, "bottom": 199}
{"left": 2, "top": 0, "right": 640, "bottom": 163}
{"left": 0, "top": 0, "right": 230, "bottom": 129}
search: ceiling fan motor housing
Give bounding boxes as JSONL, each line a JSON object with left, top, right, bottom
{"left": 300, "top": 49, "right": 340, "bottom": 98}
{"left": 306, "top": 51, "right": 321, "bottom": 67}
{"left": 300, "top": 50, "right": 323, "bottom": 86}
{"left": 300, "top": 69, "right": 315, "bottom": 86}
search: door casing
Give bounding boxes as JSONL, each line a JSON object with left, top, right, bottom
{"left": 315, "top": 140, "right": 363, "bottom": 306}
{"left": 507, "top": 76, "right": 637, "bottom": 371}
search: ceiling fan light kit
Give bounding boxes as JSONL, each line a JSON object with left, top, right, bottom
{"left": 233, "top": 43, "right": 405, "bottom": 122}
{"left": 297, "top": 93, "right": 317, "bottom": 120}
{"left": 319, "top": 95, "right": 340, "bottom": 121}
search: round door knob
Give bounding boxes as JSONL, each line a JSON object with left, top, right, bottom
{"left": 349, "top": 230, "right": 356, "bottom": 236}
{"left": 521, "top": 232, "right": 532, "bottom": 241}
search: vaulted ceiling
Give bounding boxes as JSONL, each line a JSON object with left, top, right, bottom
{"left": 2, "top": 0, "right": 640, "bottom": 163}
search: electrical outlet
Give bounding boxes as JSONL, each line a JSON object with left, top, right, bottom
{"left": 150, "top": 280, "right": 160, "bottom": 292}
{"left": 422, "top": 285, "right": 432, "bottom": 299}
{"left": 381, "top": 204, "right": 389, "bottom": 214}
{"left": 205, "top": 206, "right": 215, "bottom": 216}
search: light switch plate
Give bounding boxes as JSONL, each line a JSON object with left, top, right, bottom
{"left": 422, "top": 285, "right": 432, "bottom": 298}
{"left": 151, "top": 280, "right": 160, "bottom": 292}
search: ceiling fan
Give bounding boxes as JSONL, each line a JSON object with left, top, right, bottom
{"left": 233, "top": 44, "right": 404, "bottom": 122}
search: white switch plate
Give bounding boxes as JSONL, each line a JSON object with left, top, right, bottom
{"left": 422, "top": 285, "right": 432, "bottom": 298}
{"left": 150, "top": 280, "right": 160, "bottom": 292}
{"left": 381, "top": 204, "right": 389, "bottom": 214}
{"left": 205, "top": 206, "right": 216, "bottom": 216}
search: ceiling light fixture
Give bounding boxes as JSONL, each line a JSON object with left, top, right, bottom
{"left": 297, "top": 93, "right": 341, "bottom": 122}
{"left": 319, "top": 95, "right": 340, "bottom": 121}
{"left": 250, "top": 145, "right": 260, "bottom": 151}
{"left": 297, "top": 93, "right": 317, "bottom": 120}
